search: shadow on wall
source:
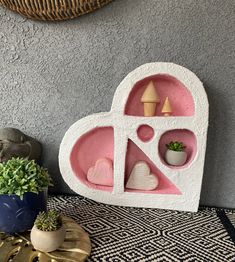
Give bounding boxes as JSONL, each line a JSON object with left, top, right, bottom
{"left": 41, "top": 143, "right": 73, "bottom": 195}
{"left": 200, "top": 84, "right": 231, "bottom": 207}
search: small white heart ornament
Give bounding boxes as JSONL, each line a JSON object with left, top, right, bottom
{"left": 87, "top": 158, "right": 113, "bottom": 186}
{"left": 126, "top": 161, "right": 159, "bottom": 190}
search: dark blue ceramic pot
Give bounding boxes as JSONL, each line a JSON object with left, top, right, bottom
{"left": 0, "top": 191, "right": 47, "bottom": 235}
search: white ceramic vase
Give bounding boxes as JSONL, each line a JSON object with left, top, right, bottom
{"left": 30, "top": 225, "right": 66, "bottom": 252}
{"left": 165, "top": 149, "right": 187, "bottom": 166}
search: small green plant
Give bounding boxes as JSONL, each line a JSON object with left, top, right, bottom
{"left": 0, "top": 157, "right": 52, "bottom": 199}
{"left": 35, "top": 210, "right": 62, "bottom": 231}
{"left": 166, "top": 141, "right": 186, "bottom": 152}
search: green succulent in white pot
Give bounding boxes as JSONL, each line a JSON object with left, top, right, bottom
{"left": 0, "top": 157, "right": 52, "bottom": 234}
{"left": 165, "top": 141, "right": 187, "bottom": 166}
{"left": 31, "top": 210, "right": 66, "bottom": 252}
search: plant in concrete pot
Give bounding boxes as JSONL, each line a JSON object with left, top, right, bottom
{"left": 165, "top": 141, "right": 187, "bottom": 166}
{"left": 31, "top": 210, "right": 66, "bottom": 252}
{"left": 0, "top": 157, "right": 52, "bottom": 234}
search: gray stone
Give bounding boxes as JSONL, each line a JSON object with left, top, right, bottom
{"left": 0, "top": 128, "right": 41, "bottom": 162}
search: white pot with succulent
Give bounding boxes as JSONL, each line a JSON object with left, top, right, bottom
{"left": 30, "top": 210, "right": 66, "bottom": 253}
{"left": 165, "top": 141, "right": 187, "bottom": 166}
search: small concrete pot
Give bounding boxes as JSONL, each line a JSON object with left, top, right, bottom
{"left": 165, "top": 150, "right": 187, "bottom": 166}
{"left": 30, "top": 225, "right": 66, "bottom": 252}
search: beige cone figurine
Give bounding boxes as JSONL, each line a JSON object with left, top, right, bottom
{"left": 141, "top": 81, "right": 160, "bottom": 116}
{"left": 161, "top": 97, "right": 173, "bottom": 116}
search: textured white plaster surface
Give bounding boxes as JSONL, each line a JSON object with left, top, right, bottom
{"left": 59, "top": 63, "right": 209, "bottom": 212}
{"left": 0, "top": 0, "right": 234, "bottom": 208}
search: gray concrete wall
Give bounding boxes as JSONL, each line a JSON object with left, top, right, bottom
{"left": 0, "top": 0, "right": 234, "bottom": 208}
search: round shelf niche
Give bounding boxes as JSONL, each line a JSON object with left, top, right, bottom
{"left": 137, "top": 125, "right": 155, "bottom": 142}
{"left": 158, "top": 129, "right": 197, "bottom": 169}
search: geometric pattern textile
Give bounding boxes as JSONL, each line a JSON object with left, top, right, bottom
{"left": 48, "top": 195, "right": 235, "bottom": 262}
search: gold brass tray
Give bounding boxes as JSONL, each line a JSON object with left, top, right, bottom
{"left": 0, "top": 216, "right": 91, "bottom": 262}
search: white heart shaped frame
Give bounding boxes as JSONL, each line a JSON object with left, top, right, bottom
{"left": 59, "top": 62, "right": 209, "bottom": 212}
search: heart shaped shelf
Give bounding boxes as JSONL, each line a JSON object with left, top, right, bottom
{"left": 59, "top": 62, "right": 209, "bottom": 212}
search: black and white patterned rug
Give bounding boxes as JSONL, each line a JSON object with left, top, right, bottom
{"left": 48, "top": 195, "right": 235, "bottom": 262}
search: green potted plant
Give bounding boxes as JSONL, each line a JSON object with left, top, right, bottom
{"left": 30, "top": 210, "right": 66, "bottom": 252}
{"left": 0, "top": 157, "right": 52, "bottom": 234}
{"left": 165, "top": 141, "right": 187, "bottom": 166}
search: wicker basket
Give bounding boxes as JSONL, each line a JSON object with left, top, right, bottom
{"left": 0, "top": 0, "right": 112, "bottom": 21}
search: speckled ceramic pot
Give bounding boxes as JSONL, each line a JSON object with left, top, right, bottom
{"left": 0, "top": 191, "right": 47, "bottom": 235}
{"left": 165, "top": 150, "right": 187, "bottom": 166}
{"left": 30, "top": 225, "right": 66, "bottom": 252}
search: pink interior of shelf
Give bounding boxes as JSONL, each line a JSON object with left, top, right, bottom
{"left": 70, "top": 127, "right": 114, "bottom": 191}
{"left": 159, "top": 129, "right": 197, "bottom": 168}
{"left": 125, "top": 74, "right": 195, "bottom": 116}
{"left": 125, "top": 139, "right": 182, "bottom": 195}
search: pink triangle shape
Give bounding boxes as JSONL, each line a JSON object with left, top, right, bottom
{"left": 125, "top": 140, "right": 182, "bottom": 195}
